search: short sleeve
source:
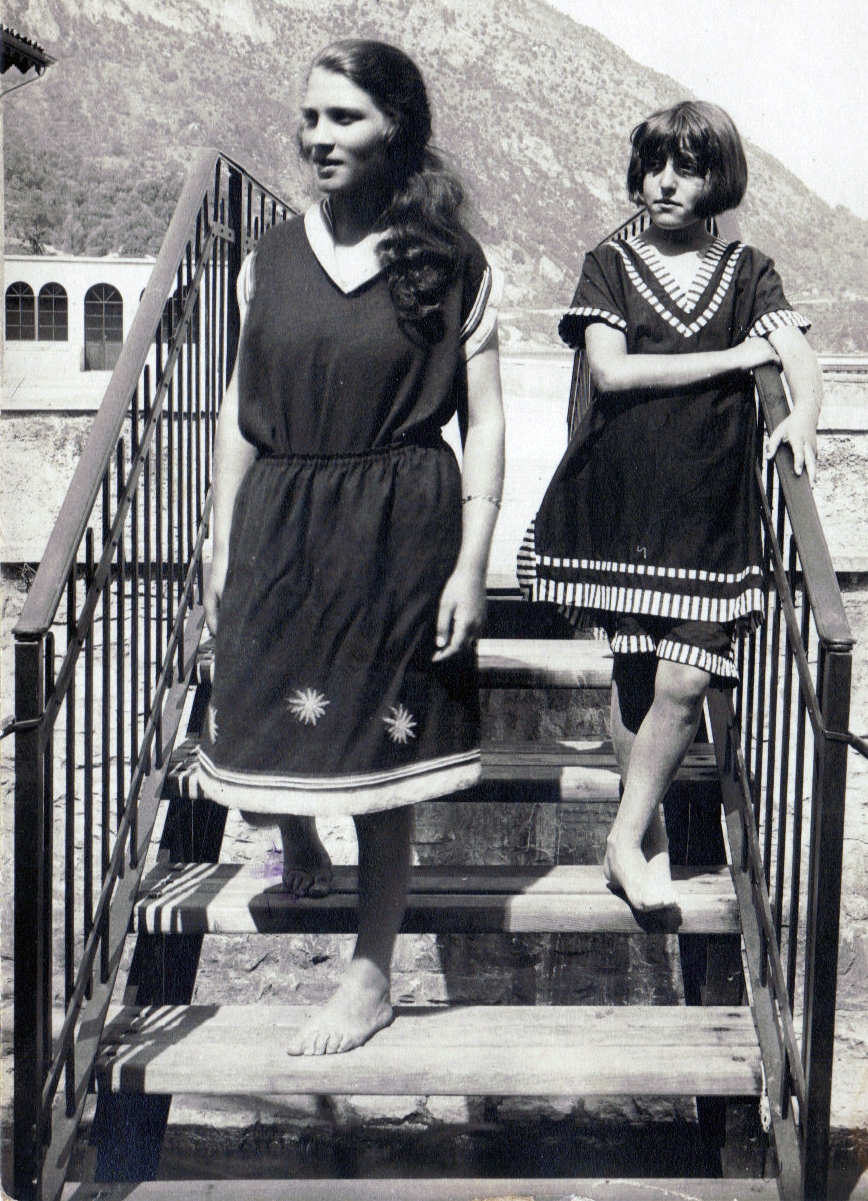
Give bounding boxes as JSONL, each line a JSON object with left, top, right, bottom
{"left": 558, "top": 246, "right": 628, "bottom": 349}
{"left": 745, "top": 252, "right": 810, "bottom": 338}
{"left": 236, "top": 250, "right": 257, "bottom": 310}
{"left": 459, "top": 238, "right": 502, "bottom": 361}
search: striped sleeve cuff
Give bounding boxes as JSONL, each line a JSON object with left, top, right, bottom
{"left": 558, "top": 306, "right": 627, "bottom": 348}
{"left": 461, "top": 263, "right": 504, "bottom": 361}
{"left": 747, "top": 309, "right": 811, "bottom": 337}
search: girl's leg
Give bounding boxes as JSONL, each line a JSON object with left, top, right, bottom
{"left": 239, "top": 811, "right": 333, "bottom": 898}
{"left": 278, "top": 817, "right": 333, "bottom": 898}
{"left": 287, "top": 804, "right": 413, "bottom": 1056}
{"left": 604, "top": 658, "right": 710, "bottom": 911}
{"left": 609, "top": 656, "right": 671, "bottom": 897}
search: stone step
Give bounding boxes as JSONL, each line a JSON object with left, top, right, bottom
{"left": 195, "top": 635, "right": 614, "bottom": 690}
{"left": 133, "top": 861, "right": 738, "bottom": 936}
{"left": 62, "top": 1176, "right": 781, "bottom": 1200}
{"left": 95, "top": 1003, "right": 761, "bottom": 1098}
{"left": 166, "top": 737, "right": 718, "bottom": 803}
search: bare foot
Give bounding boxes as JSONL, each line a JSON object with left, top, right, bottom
{"left": 279, "top": 816, "right": 333, "bottom": 898}
{"left": 286, "top": 963, "right": 394, "bottom": 1055}
{"left": 642, "top": 806, "right": 675, "bottom": 903}
{"left": 604, "top": 832, "right": 677, "bottom": 912}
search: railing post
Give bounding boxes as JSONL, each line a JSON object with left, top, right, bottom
{"left": 13, "top": 636, "right": 47, "bottom": 1201}
{"left": 802, "top": 643, "right": 852, "bottom": 1200}
{"left": 225, "top": 166, "right": 243, "bottom": 379}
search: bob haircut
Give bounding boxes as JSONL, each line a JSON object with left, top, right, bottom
{"left": 627, "top": 100, "right": 748, "bottom": 219}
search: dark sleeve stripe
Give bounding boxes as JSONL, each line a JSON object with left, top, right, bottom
{"left": 459, "top": 264, "right": 493, "bottom": 345}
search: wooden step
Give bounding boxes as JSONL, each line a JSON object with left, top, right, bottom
{"left": 62, "top": 1176, "right": 781, "bottom": 1200}
{"left": 95, "top": 1004, "right": 761, "bottom": 1097}
{"left": 134, "top": 862, "right": 738, "bottom": 935}
{"left": 195, "top": 636, "right": 614, "bottom": 690}
{"left": 167, "top": 737, "right": 718, "bottom": 802}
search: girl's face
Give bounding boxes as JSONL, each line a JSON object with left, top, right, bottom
{"left": 300, "top": 67, "right": 395, "bottom": 199}
{"left": 641, "top": 153, "right": 708, "bottom": 230}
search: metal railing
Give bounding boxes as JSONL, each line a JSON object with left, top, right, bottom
{"left": 8, "top": 148, "right": 294, "bottom": 1201}
{"left": 707, "top": 363, "right": 860, "bottom": 1200}
{"left": 564, "top": 211, "right": 861, "bottom": 1199}
{"left": 9, "top": 168, "right": 861, "bottom": 1201}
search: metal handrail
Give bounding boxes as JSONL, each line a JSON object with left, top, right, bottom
{"left": 11, "top": 147, "right": 295, "bottom": 1201}
{"left": 710, "top": 365, "right": 856, "bottom": 1200}
{"left": 14, "top": 148, "right": 280, "bottom": 639}
{"left": 753, "top": 366, "right": 853, "bottom": 650}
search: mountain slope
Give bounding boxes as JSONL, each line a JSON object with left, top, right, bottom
{"left": 5, "top": 0, "right": 867, "bottom": 348}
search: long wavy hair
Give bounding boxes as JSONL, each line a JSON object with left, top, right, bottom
{"left": 305, "top": 39, "right": 465, "bottom": 343}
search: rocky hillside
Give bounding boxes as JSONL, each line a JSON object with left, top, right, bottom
{"left": 5, "top": 0, "right": 867, "bottom": 347}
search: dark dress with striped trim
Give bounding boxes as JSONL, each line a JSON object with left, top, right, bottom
{"left": 197, "top": 214, "right": 495, "bottom": 816}
{"left": 517, "top": 237, "right": 809, "bottom": 632}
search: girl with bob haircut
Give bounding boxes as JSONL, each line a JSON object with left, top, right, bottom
{"left": 626, "top": 100, "right": 748, "bottom": 220}
{"left": 198, "top": 39, "right": 505, "bottom": 1054}
{"left": 520, "top": 100, "right": 821, "bottom": 913}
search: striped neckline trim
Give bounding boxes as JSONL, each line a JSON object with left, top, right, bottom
{"left": 626, "top": 236, "right": 730, "bottom": 314}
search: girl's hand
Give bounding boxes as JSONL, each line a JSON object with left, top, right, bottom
{"left": 732, "top": 338, "right": 781, "bottom": 372}
{"left": 204, "top": 551, "right": 228, "bottom": 636}
{"left": 433, "top": 567, "right": 486, "bottom": 661}
{"left": 765, "top": 410, "right": 819, "bottom": 484}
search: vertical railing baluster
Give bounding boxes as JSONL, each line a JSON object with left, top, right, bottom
{"left": 155, "top": 340, "right": 165, "bottom": 765}
{"left": 13, "top": 634, "right": 46, "bottom": 1200}
{"left": 83, "top": 530, "right": 95, "bottom": 995}
{"left": 130, "top": 393, "right": 141, "bottom": 865}
{"left": 763, "top": 496, "right": 786, "bottom": 909}
{"left": 786, "top": 576, "right": 812, "bottom": 1009}
{"left": 143, "top": 366, "right": 153, "bottom": 747}
{"left": 42, "top": 633, "right": 55, "bottom": 1075}
{"left": 116, "top": 441, "right": 126, "bottom": 836}
{"left": 64, "top": 568, "right": 77, "bottom": 1115}
{"left": 802, "top": 644, "right": 852, "bottom": 1199}
{"left": 100, "top": 471, "right": 112, "bottom": 982}
{"left": 774, "top": 535, "right": 796, "bottom": 947}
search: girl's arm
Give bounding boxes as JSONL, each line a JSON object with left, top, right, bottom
{"left": 763, "top": 325, "right": 822, "bottom": 483}
{"left": 204, "top": 327, "right": 258, "bottom": 636}
{"left": 584, "top": 322, "right": 781, "bottom": 394}
{"left": 433, "top": 335, "right": 506, "bottom": 662}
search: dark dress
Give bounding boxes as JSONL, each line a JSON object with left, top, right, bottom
{"left": 197, "top": 206, "right": 497, "bottom": 815}
{"left": 517, "top": 236, "right": 808, "bottom": 664}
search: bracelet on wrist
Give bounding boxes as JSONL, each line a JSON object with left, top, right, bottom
{"left": 461, "top": 493, "right": 502, "bottom": 510}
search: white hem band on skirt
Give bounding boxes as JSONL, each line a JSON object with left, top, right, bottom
{"left": 194, "top": 748, "right": 482, "bottom": 816}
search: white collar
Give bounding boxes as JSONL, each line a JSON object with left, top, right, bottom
{"left": 303, "top": 200, "right": 385, "bottom": 294}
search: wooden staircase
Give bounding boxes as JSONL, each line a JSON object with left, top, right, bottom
{"left": 74, "top": 611, "right": 776, "bottom": 1200}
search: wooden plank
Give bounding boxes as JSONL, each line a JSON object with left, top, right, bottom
{"left": 167, "top": 738, "right": 717, "bottom": 803}
{"left": 62, "top": 1176, "right": 782, "bottom": 1200}
{"left": 95, "top": 1004, "right": 761, "bottom": 1097}
{"left": 133, "top": 863, "right": 738, "bottom": 935}
{"left": 194, "top": 636, "right": 613, "bottom": 690}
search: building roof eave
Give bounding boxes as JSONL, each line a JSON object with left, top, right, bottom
{"left": 1, "top": 26, "right": 56, "bottom": 75}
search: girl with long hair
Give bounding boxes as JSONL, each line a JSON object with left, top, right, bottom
{"left": 199, "top": 40, "right": 505, "bottom": 1053}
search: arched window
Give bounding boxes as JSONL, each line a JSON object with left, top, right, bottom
{"left": 84, "top": 283, "right": 123, "bottom": 370}
{"left": 5, "top": 282, "right": 35, "bottom": 340}
{"left": 38, "top": 283, "right": 69, "bottom": 341}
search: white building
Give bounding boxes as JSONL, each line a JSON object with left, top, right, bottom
{"left": 3, "top": 253, "right": 155, "bottom": 409}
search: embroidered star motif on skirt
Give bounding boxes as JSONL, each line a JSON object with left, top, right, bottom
{"left": 287, "top": 687, "right": 330, "bottom": 726}
{"left": 383, "top": 703, "right": 417, "bottom": 744}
